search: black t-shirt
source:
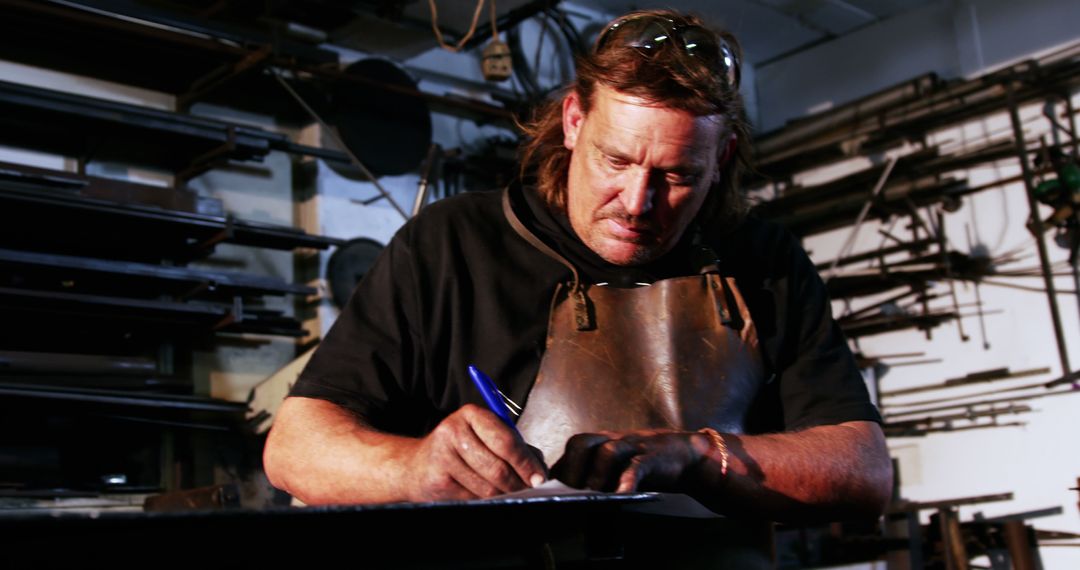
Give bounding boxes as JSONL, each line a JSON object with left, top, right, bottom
{"left": 290, "top": 186, "right": 881, "bottom": 437}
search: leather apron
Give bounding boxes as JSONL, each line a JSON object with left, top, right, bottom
{"left": 503, "top": 192, "right": 768, "bottom": 466}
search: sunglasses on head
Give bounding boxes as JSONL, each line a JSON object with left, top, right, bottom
{"left": 594, "top": 14, "right": 741, "bottom": 91}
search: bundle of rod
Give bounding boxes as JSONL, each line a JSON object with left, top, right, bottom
{"left": 883, "top": 404, "right": 1031, "bottom": 437}
{"left": 839, "top": 308, "right": 958, "bottom": 339}
{"left": 752, "top": 137, "right": 1038, "bottom": 237}
{"left": 824, "top": 248, "right": 1005, "bottom": 300}
{"left": 880, "top": 371, "right": 1080, "bottom": 438}
{"left": 751, "top": 41, "right": 1080, "bottom": 183}
{"left": 880, "top": 367, "right": 1051, "bottom": 399}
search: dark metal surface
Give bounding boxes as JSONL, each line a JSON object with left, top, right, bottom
{"left": 0, "top": 160, "right": 223, "bottom": 215}
{"left": 0, "top": 179, "right": 342, "bottom": 261}
{"left": 0, "top": 79, "right": 350, "bottom": 176}
{"left": 0, "top": 492, "right": 773, "bottom": 570}
{"left": 0, "top": 0, "right": 520, "bottom": 126}
{"left": 143, "top": 483, "right": 241, "bottom": 512}
{"left": 326, "top": 238, "right": 384, "bottom": 309}
{"left": 0, "top": 351, "right": 155, "bottom": 376}
{"left": 0, "top": 247, "right": 314, "bottom": 298}
{"left": 0, "top": 0, "right": 336, "bottom": 98}
{"left": 0, "top": 286, "right": 307, "bottom": 337}
{"left": 0, "top": 382, "right": 248, "bottom": 413}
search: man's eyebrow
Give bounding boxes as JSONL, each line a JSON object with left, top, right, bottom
{"left": 592, "top": 141, "right": 629, "bottom": 159}
{"left": 592, "top": 141, "right": 705, "bottom": 174}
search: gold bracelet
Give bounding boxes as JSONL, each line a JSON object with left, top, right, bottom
{"left": 698, "top": 427, "right": 729, "bottom": 477}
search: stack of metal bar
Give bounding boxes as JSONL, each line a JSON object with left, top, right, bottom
{"left": 748, "top": 41, "right": 1080, "bottom": 436}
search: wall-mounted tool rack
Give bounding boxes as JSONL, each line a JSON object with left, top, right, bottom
{"left": 0, "top": 0, "right": 518, "bottom": 125}
{"left": 750, "top": 41, "right": 1080, "bottom": 434}
{"left": 0, "top": 0, "right": 386, "bottom": 499}
{"left": 0, "top": 79, "right": 351, "bottom": 182}
{"left": 0, "top": 169, "right": 341, "bottom": 260}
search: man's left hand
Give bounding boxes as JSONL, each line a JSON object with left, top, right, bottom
{"left": 551, "top": 429, "right": 711, "bottom": 493}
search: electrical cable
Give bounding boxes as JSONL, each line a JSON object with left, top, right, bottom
{"left": 429, "top": 0, "right": 487, "bottom": 53}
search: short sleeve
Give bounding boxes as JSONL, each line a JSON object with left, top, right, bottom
{"left": 288, "top": 225, "right": 434, "bottom": 436}
{"left": 773, "top": 232, "right": 882, "bottom": 430}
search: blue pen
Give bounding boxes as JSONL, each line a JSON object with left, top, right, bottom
{"left": 467, "top": 364, "right": 519, "bottom": 432}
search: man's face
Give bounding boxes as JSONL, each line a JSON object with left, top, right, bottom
{"left": 562, "top": 84, "right": 725, "bottom": 266}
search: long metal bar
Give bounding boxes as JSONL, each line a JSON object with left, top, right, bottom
{"left": 0, "top": 381, "right": 247, "bottom": 413}
{"left": 880, "top": 367, "right": 1051, "bottom": 398}
{"left": 814, "top": 238, "right": 935, "bottom": 271}
{"left": 1006, "top": 77, "right": 1073, "bottom": 376}
{"left": 1066, "top": 93, "right": 1080, "bottom": 160}
{"left": 271, "top": 69, "right": 409, "bottom": 221}
{"left": 825, "top": 155, "right": 899, "bottom": 281}
{"left": 1003, "top": 520, "right": 1039, "bottom": 570}
{"left": 886, "top": 404, "right": 1032, "bottom": 429}
{"left": 883, "top": 379, "right": 1080, "bottom": 419}
{"left": 884, "top": 379, "right": 1049, "bottom": 409}
{"left": 1056, "top": 95, "right": 1080, "bottom": 330}
{"left": 885, "top": 420, "right": 1026, "bottom": 437}
{"left": 889, "top": 492, "right": 1014, "bottom": 513}
{"left": 412, "top": 144, "right": 441, "bottom": 217}
{"left": 0, "top": 183, "right": 342, "bottom": 251}
{"left": 0, "top": 351, "right": 155, "bottom": 376}
{"left": 0, "top": 247, "right": 314, "bottom": 296}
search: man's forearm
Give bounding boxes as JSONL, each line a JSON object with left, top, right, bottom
{"left": 691, "top": 421, "right": 893, "bottom": 523}
{"left": 264, "top": 397, "right": 419, "bottom": 505}
{"left": 265, "top": 396, "right": 548, "bottom": 505}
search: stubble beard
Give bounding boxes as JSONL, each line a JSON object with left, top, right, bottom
{"left": 584, "top": 206, "right": 665, "bottom": 266}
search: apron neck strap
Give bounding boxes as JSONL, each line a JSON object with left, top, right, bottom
{"left": 502, "top": 189, "right": 594, "bottom": 330}
{"left": 689, "top": 225, "right": 723, "bottom": 275}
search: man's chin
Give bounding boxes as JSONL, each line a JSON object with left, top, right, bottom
{"left": 592, "top": 238, "right": 661, "bottom": 266}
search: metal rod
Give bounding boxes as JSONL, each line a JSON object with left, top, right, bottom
{"left": 1004, "top": 520, "right": 1039, "bottom": 570}
{"left": 883, "top": 381, "right": 1079, "bottom": 419}
{"left": 412, "top": 144, "right": 440, "bottom": 218}
{"left": 270, "top": 69, "right": 409, "bottom": 220}
{"left": 966, "top": 225, "right": 992, "bottom": 349}
{"left": 825, "top": 155, "right": 900, "bottom": 281}
{"left": 1066, "top": 93, "right": 1080, "bottom": 161}
{"left": 880, "top": 367, "right": 1051, "bottom": 399}
{"left": 938, "top": 210, "right": 970, "bottom": 341}
{"left": 1006, "top": 79, "right": 1072, "bottom": 376}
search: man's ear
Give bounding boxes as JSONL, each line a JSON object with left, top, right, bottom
{"left": 562, "top": 91, "right": 585, "bottom": 151}
{"left": 719, "top": 134, "right": 737, "bottom": 168}
{"left": 713, "top": 133, "right": 738, "bottom": 183}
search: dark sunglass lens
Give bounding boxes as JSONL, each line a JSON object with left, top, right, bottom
{"left": 719, "top": 41, "right": 740, "bottom": 88}
{"left": 595, "top": 15, "right": 740, "bottom": 89}
{"left": 679, "top": 28, "right": 717, "bottom": 59}
{"left": 625, "top": 20, "right": 672, "bottom": 52}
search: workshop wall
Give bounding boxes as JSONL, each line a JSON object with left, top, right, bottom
{"left": 303, "top": 4, "right": 607, "bottom": 338}
{"left": 773, "top": 2, "right": 1080, "bottom": 566}
{"left": 756, "top": 0, "right": 1080, "bottom": 133}
{"left": 0, "top": 61, "right": 303, "bottom": 405}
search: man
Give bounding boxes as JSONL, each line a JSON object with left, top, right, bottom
{"left": 264, "top": 10, "right": 892, "bottom": 523}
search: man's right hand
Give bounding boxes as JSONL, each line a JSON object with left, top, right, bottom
{"left": 402, "top": 404, "right": 548, "bottom": 502}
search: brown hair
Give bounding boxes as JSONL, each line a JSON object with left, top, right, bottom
{"left": 519, "top": 9, "right": 752, "bottom": 229}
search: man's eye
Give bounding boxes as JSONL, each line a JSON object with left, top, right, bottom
{"left": 606, "top": 156, "right": 629, "bottom": 169}
{"left": 666, "top": 173, "right": 697, "bottom": 186}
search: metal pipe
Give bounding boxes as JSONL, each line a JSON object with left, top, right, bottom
{"left": 1066, "top": 93, "right": 1080, "bottom": 160}
{"left": 270, "top": 69, "right": 409, "bottom": 220}
{"left": 1006, "top": 77, "right": 1073, "bottom": 376}
{"left": 412, "top": 144, "right": 440, "bottom": 217}
{"left": 825, "top": 155, "right": 899, "bottom": 281}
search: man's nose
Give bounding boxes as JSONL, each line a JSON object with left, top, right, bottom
{"left": 619, "top": 168, "right": 654, "bottom": 216}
